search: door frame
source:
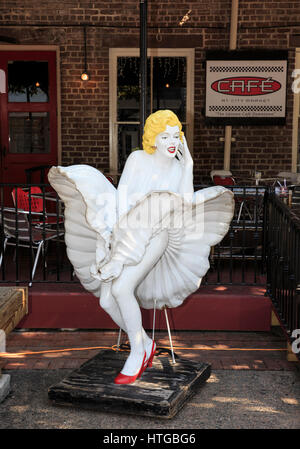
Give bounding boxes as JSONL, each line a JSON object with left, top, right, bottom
{"left": 0, "top": 45, "right": 62, "bottom": 165}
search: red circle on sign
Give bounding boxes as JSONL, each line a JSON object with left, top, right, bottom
{"left": 211, "top": 76, "right": 281, "bottom": 96}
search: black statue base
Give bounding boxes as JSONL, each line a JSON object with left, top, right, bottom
{"left": 48, "top": 348, "right": 211, "bottom": 419}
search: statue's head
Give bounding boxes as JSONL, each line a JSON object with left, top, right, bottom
{"left": 142, "top": 110, "right": 184, "bottom": 155}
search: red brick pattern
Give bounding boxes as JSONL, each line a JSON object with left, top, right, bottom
{"left": 0, "top": 1, "right": 299, "bottom": 183}
{"left": 1, "top": 330, "right": 299, "bottom": 372}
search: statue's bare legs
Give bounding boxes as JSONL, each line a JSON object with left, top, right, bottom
{"left": 99, "top": 230, "right": 168, "bottom": 376}
{"left": 100, "top": 283, "right": 152, "bottom": 358}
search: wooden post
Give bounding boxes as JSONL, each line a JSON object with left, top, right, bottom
{"left": 271, "top": 310, "right": 280, "bottom": 326}
{"left": 271, "top": 309, "right": 299, "bottom": 362}
{"left": 139, "top": 0, "right": 147, "bottom": 146}
{"left": 223, "top": 0, "right": 239, "bottom": 170}
{"left": 287, "top": 342, "right": 299, "bottom": 362}
{"left": 288, "top": 190, "right": 292, "bottom": 207}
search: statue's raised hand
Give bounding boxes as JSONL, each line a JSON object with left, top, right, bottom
{"left": 98, "top": 259, "right": 124, "bottom": 282}
{"left": 178, "top": 135, "right": 193, "bottom": 168}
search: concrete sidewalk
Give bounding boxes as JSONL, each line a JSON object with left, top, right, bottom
{"left": 0, "top": 328, "right": 299, "bottom": 429}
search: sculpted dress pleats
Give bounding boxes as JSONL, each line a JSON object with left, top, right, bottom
{"left": 48, "top": 165, "right": 234, "bottom": 309}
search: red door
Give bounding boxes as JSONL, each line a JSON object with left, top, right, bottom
{"left": 0, "top": 51, "right": 58, "bottom": 186}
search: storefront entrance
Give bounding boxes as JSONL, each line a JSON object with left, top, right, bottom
{"left": 0, "top": 49, "right": 59, "bottom": 187}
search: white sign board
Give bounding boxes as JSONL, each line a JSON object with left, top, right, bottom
{"left": 205, "top": 58, "right": 287, "bottom": 124}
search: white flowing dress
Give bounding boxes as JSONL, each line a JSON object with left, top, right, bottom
{"left": 48, "top": 160, "right": 234, "bottom": 310}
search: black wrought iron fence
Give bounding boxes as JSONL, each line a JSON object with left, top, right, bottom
{"left": 265, "top": 190, "right": 300, "bottom": 359}
{"left": 0, "top": 182, "right": 267, "bottom": 286}
{"left": 25, "top": 164, "right": 52, "bottom": 184}
{"left": 196, "top": 184, "right": 267, "bottom": 286}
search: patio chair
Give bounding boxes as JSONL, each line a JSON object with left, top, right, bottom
{"left": 211, "top": 171, "right": 247, "bottom": 221}
{"left": 11, "top": 187, "right": 64, "bottom": 227}
{"left": 0, "top": 207, "right": 64, "bottom": 286}
{"left": 235, "top": 196, "right": 253, "bottom": 223}
{"left": 210, "top": 169, "right": 235, "bottom": 186}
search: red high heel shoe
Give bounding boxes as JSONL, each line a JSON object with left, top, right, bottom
{"left": 146, "top": 340, "right": 156, "bottom": 368}
{"left": 114, "top": 352, "right": 147, "bottom": 385}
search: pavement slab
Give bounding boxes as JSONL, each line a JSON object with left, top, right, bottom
{"left": 0, "top": 328, "right": 299, "bottom": 429}
{"left": 0, "top": 369, "right": 299, "bottom": 429}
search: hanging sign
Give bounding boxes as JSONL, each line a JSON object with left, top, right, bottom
{"left": 205, "top": 51, "right": 287, "bottom": 125}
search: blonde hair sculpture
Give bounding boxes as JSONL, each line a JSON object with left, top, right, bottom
{"left": 142, "top": 109, "right": 184, "bottom": 154}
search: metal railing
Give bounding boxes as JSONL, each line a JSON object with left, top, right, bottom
{"left": 25, "top": 165, "right": 52, "bottom": 184}
{"left": 0, "top": 182, "right": 268, "bottom": 286}
{"left": 196, "top": 184, "right": 267, "bottom": 286}
{"left": 264, "top": 190, "right": 300, "bottom": 359}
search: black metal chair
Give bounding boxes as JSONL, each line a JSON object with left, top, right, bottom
{"left": 0, "top": 207, "right": 64, "bottom": 286}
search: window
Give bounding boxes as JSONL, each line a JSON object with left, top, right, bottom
{"left": 9, "top": 112, "right": 50, "bottom": 154}
{"left": 109, "top": 48, "right": 194, "bottom": 173}
{"left": 8, "top": 60, "right": 49, "bottom": 103}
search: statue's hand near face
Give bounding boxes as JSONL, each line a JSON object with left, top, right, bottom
{"left": 98, "top": 259, "right": 124, "bottom": 282}
{"left": 177, "top": 135, "right": 193, "bottom": 168}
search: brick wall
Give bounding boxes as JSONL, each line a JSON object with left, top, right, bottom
{"left": 0, "top": 0, "right": 299, "bottom": 183}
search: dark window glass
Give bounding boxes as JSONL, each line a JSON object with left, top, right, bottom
{"left": 118, "top": 124, "right": 140, "bottom": 171}
{"left": 9, "top": 112, "right": 50, "bottom": 154}
{"left": 152, "top": 57, "right": 186, "bottom": 122}
{"left": 8, "top": 61, "right": 49, "bottom": 103}
{"left": 117, "top": 57, "right": 150, "bottom": 121}
{"left": 116, "top": 56, "right": 187, "bottom": 171}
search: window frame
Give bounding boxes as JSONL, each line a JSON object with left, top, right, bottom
{"left": 109, "top": 48, "right": 195, "bottom": 174}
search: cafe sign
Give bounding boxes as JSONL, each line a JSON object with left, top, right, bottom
{"left": 205, "top": 52, "right": 287, "bottom": 125}
{"left": 211, "top": 76, "right": 282, "bottom": 96}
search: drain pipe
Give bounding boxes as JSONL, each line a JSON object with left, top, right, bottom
{"left": 223, "top": 0, "right": 239, "bottom": 171}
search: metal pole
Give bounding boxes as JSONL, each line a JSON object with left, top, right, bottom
{"left": 140, "top": 0, "right": 147, "bottom": 146}
{"left": 229, "top": 0, "right": 239, "bottom": 51}
{"left": 164, "top": 307, "right": 176, "bottom": 365}
{"left": 152, "top": 299, "right": 157, "bottom": 342}
{"left": 116, "top": 328, "right": 122, "bottom": 350}
{"left": 224, "top": 0, "right": 239, "bottom": 170}
{"left": 83, "top": 26, "right": 87, "bottom": 73}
